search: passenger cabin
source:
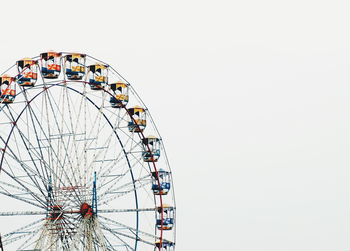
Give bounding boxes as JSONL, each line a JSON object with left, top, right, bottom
{"left": 155, "top": 240, "right": 175, "bottom": 251}
{"left": 64, "top": 53, "right": 86, "bottom": 80}
{"left": 142, "top": 136, "right": 161, "bottom": 162}
{"left": 152, "top": 170, "right": 171, "bottom": 195}
{"left": 40, "top": 52, "right": 62, "bottom": 79}
{"left": 16, "top": 58, "right": 38, "bottom": 86}
{"left": 87, "top": 64, "right": 108, "bottom": 90}
{"left": 109, "top": 81, "right": 129, "bottom": 108}
{"left": 0, "top": 75, "right": 16, "bottom": 104}
{"left": 156, "top": 205, "right": 174, "bottom": 230}
{"left": 127, "top": 106, "right": 146, "bottom": 132}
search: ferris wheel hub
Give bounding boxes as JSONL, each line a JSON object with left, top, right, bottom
{"left": 48, "top": 205, "right": 63, "bottom": 221}
{"left": 80, "top": 202, "right": 93, "bottom": 219}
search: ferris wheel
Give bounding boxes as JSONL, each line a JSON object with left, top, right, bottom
{"left": 0, "top": 52, "right": 175, "bottom": 251}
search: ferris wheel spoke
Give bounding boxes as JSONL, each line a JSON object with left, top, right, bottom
{"left": 6, "top": 97, "right": 47, "bottom": 179}
{"left": 98, "top": 173, "right": 150, "bottom": 200}
{"left": 3, "top": 127, "right": 48, "bottom": 185}
{"left": 96, "top": 147, "right": 126, "bottom": 187}
{"left": 97, "top": 150, "right": 149, "bottom": 197}
{"left": 1, "top": 217, "right": 43, "bottom": 246}
{"left": 0, "top": 185, "right": 45, "bottom": 210}
{"left": 113, "top": 126, "right": 142, "bottom": 153}
{"left": 0, "top": 156, "right": 47, "bottom": 205}
{"left": 95, "top": 125, "right": 137, "bottom": 182}
{"left": 98, "top": 167, "right": 130, "bottom": 191}
{"left": 102, "top": 235, "right": 118, "bottom": 251}
{"left": 85, "top": 108, "right": 108, "bottom": 185}
{"left": 42, "top": 90, "right": 81, "bottom": 191}
{"left": 2, "top": 217, "right": 44, "bottom": 238}
{"left": 2, "top": 107, "right": 82, "bottom": 201}
{"left": 42, "top": 87, "right": 86, "bottom": 202}
{"left": 98, "top": 208, "right": 156, "bottom": 214}
{"left": 115, "top": 111, "right": 129, "bottom": 129}
{"left": 0, "top": 180, "right": 43, "bottom": 198}
{"left": 2, "top": 228, "right": 41, "bottom": 246}
{"left": 99, "top": 176, "right": 152, "bottom": 205}
{"left": 100, "top": 218, "right": 156, "bottom": 248}
{"left": 0, "top": 128, "right": 73, "bottom": 202}
{"left": 99, "top": 215, "right": 162, "bottom": 242}
{"left": 57, "top": 87, "right": 84, "bottom": 190}
{"left": 99, "top": 222, "right": 136, "bottom": 251}
{"left": 64, "top": 86, "right": 86, "bottom": 189}
{"left": 0, "top": 171, "right": 46, "bottom": 209}
{"left": 0, "top": 108, "right": 48, "bottom": 196}
{"left": 87, "top": 133, "right": 120, "bottom": 187}
{"left": 21, "top": 91, "right": 51, "bottom": 183}
{"left": 12, "top": 223, "right": 44, "bottom": 250}
{"left": 0, "top": 210, "right": 46, "bottom": 216}
{"left": 125, "top": 151, "right": 150, "bottom": 174}
{"left": 45, "top": 87, "right": 81, "bottom": 186}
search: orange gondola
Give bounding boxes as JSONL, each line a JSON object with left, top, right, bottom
{"left": 16, "top": 58, "right": 38, "bottom": 86}
{"left": 0, "top": 75, "right": 16, "bottom": 104}
{"left": 40, "top": 51, "right": 62, "bottom": 79}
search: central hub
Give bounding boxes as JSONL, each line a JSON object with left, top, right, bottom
{"left": 80, "top": 202, "right": 93, "bottom": 218}
{"left": 48, "top": 205, "right": 63, "bottom": 221}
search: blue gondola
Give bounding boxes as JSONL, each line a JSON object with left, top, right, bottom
{"left": 142, "top": 136, "right": 161, "bottom": 162}
{"left": 155, "top": 240, "right": 175, "bottom": 250}
{"left": 151, "top": 170, "right": 171, "bottom": 195}
{"left": 156, "top": 205, "right": 175, "bottom": 230}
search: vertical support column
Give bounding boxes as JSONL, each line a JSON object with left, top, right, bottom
{"left": 92, "top": 172, "right": 97, "bottom": 216}
{"left": 47, "top": 176, "right": 52, "bottom": 218}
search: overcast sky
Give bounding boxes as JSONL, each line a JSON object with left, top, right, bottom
{"left": 1, "top": 0, "right": 350, "bottom": 250}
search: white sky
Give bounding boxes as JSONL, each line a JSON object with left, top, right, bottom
{"left": 1, "top": 0, "right": 350, "bottom": 250}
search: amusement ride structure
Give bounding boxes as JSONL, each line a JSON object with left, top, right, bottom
{"left": 0, "top": 52, "right": 175, "bottom": 250}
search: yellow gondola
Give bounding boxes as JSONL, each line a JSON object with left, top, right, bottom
{"left": 64, "top": 53, "right": 86, "bottom": 80}
{"left": 127, "top": 106, "right": 146, "bottom": 132}
{"left": 87, "top": 64, "right": 108, "bottom": 90}
{"left": 109, "top": 81, "right": 129, "bottom": 108}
